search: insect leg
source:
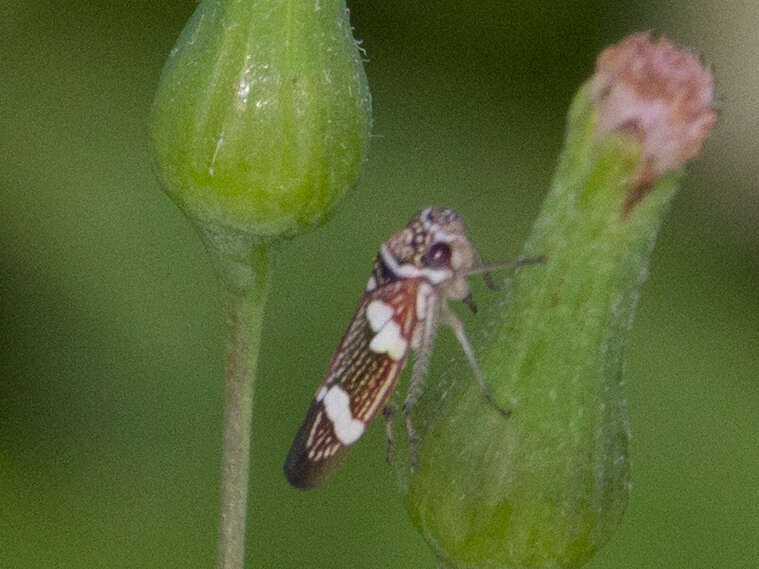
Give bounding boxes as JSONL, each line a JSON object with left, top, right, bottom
{"left": 483, "top": 272, "right": 503, "bottom": 291}
{"left": 438, "top": 304, "right": 511, "bottom": 419}
{"left": 383, "top": 406, "right": 394, "bottom": 464}
{"left": 404, "top": 292, "right": 439, "bottom": 470}
{"left": 462, "top": 293, "right": 478, "bottom": 313}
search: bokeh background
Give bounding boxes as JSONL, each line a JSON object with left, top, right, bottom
{"left": 2, "top": 1, "right": 757, "bottom": 568}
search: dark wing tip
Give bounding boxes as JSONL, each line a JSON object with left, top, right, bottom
{"left": 283, "top": 401, "right": 352, "bottom": 490}
{"left": 284, "top": 433, "right": 328, "bottom": 490}
{"left": 284, "top": 438, "right": 352, "bottom": 491}
{"left": 284, "top": 404, "right": 323, "bottom": 490}
{"left": 284, "top": 447, "right": 320, "bottom": 490}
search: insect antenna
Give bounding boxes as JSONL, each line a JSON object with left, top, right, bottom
{"left": 468, "top": 255, "right": 546, "bottom": 290}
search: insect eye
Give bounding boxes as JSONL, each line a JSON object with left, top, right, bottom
{"left": 426, "top": 242, "right": 451, "bottom": 268}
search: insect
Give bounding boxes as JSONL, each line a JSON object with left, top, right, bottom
{"left": 284, "top": 207, "right": 542, "bottom": 489}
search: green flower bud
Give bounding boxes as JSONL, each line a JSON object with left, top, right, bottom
{"left": 149, "top": 4, "right": 371, "bottom": 566}
{"left": 399, "top": 34, "right": 716, "bottom": 569}
{"left": 150, "top": 0, "right": 371, "bottom": 243}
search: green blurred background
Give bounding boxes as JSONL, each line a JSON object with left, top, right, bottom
{"left": 1, "top": 1, "right": 757, "bottom": 568}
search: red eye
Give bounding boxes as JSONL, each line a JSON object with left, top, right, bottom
{"left": 426, "top": 242, "right": 451, "bottom": 267}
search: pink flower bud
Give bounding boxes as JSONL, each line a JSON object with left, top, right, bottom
{"left": 592, "top": 33, "right": 717, "bottom": 206}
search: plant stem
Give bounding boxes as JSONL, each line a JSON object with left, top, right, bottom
{"left": 214, "top": 244, "right": 272, "bottom": 569}
{"left": 400, "top": 34, "right": 716, "bottom": 569}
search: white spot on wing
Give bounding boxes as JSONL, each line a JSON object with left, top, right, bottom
{"left": 323, "top": 386, "right": 365, "bottom": 445}
{"left": 369, "top": 319, "right": 408, "bottom": 361}
{"left": 366, "top": 300, "right": 393, "bottom": 332}
{"left": 365, "top": 275, "right": 377, "bottom": 292}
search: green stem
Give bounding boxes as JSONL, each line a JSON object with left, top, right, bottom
{"left": 207, "top": 238, "right": 272, "bottom": 569}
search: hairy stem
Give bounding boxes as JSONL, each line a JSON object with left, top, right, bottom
{"left": 214, "top": 244, "right": 272, "bottom": 569}
{"left": 400, "top": 33, "right": 716, "bottom": 569}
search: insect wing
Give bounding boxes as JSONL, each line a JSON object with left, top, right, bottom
{"left": 284, "top": 278, "right": 424, "bottom": 489}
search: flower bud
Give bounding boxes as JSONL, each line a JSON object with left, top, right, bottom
{"left": 399, "top": 34, "right": 716, "bottom": 569}
{"left": 592, "top": 33, "right": 717, "bottom": 211}
{"left": 150, "top": 0, "right": 372, "bottom": 242}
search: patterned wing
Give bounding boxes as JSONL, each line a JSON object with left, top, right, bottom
{"left": 284, "top": 277, "right": 429, "bottom": 489}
